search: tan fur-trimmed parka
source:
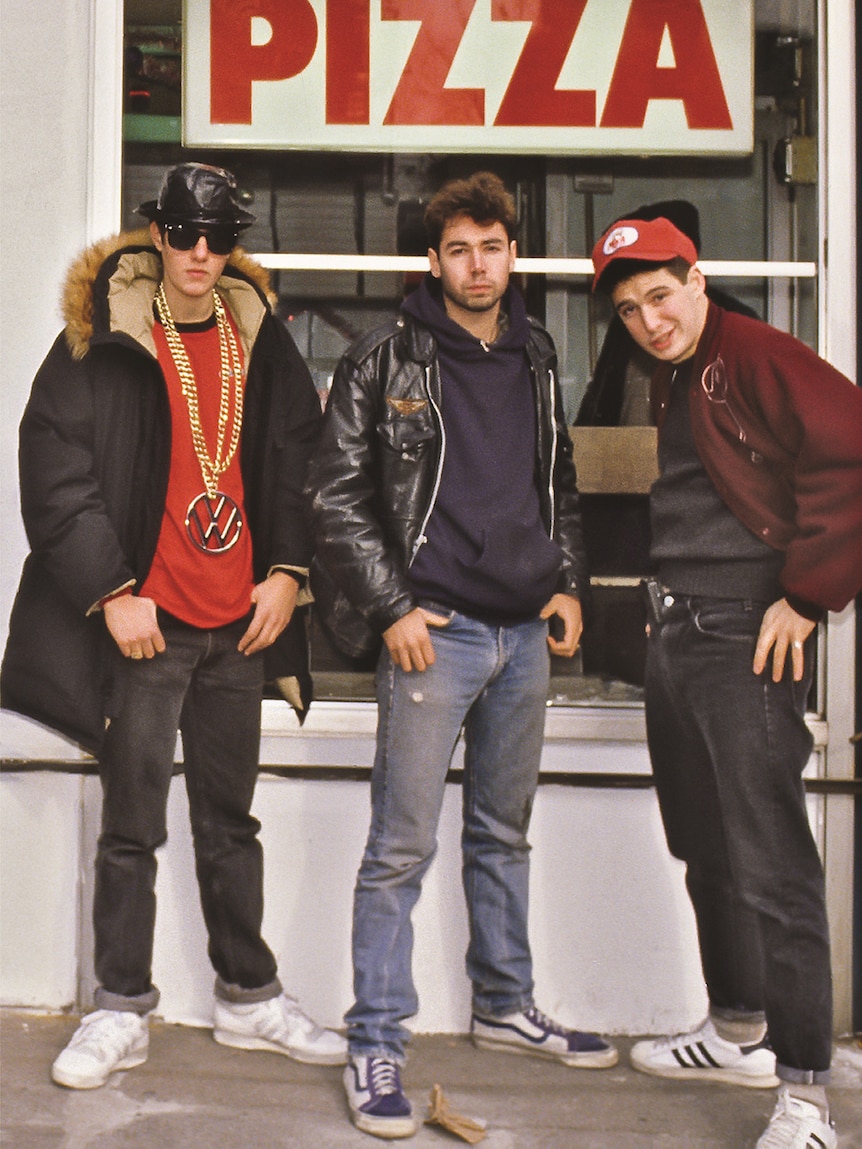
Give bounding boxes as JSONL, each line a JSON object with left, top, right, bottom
{"left": 1, "top": 230, "right": 321, "bottom": 750}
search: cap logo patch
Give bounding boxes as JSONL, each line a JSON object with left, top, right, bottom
{"left": 603, "top": 225, "right": 640, "bottom": 255}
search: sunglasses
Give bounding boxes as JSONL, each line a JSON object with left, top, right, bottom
{"left": 162, "top": 222, "right": 238, "bottom": 256}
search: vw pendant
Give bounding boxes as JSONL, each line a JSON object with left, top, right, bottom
{"left": 186, "top": 492, "right": 243, "bottom": 553}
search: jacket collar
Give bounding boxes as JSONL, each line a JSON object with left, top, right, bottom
{"left": 62, "top": 228, "right": 275, "bottom": 362}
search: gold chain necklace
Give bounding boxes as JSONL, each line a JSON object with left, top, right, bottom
{"left": 155, "top": 283, "right": 244, "bottom": 500}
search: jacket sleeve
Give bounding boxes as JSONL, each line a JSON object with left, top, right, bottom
{"left": 766, "top": 343, "right": 862, "bottom": 612}
{"left": 18, "top": 335, "right": 137, "bottom": 614}
{"left": 715, "top": 321, "right": 862, "bottom": 613}
{"left": 550, "top": 372, "right": 590, "bottom": 605}
{"left": 250, "top": 317, "right": 322, "bottom": 578}
{"left": 528, "top": 322, "right": 589, "bottom": 604}
{"left": 306, "top": 343, "right": 417, "bottom": 636}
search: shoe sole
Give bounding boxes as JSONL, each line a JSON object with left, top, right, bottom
{"left": 350, "top": 1109, "right": 419, "bottom": 1139}
{"left": 472, "top": 1033, "right": 619, "bottom": 1069}
{"left": 51, "top": 1050, "right": 148, "bottom": 1090}
{"left": 630, "top": 1053, "right": 780, "bottom": 1089}
{"left": 213, "top": 1029, "right": 348, "bottom": 1066}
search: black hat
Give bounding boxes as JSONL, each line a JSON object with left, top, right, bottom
{"left": 138, "top": 163, "right": 255, "bottom": 229}
{"left": 615, "top": 199, "right": 702, "bottom": 254}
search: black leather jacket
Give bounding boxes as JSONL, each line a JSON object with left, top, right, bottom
{"left": 307, "top": 310, "right": 588, "bottom": 658}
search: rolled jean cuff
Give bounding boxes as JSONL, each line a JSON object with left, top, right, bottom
{"left": 95, "top": 985, "right": 159, "bottom": 1015}
{"left": 347, "top": 1041, "right": 407, "bottom": 1067}
{"left": 214, "top": 975, "right": 282, "bottom": 1004}
{"left": 709, "top": 1005, "right": 767, "bottom": 1026}
{"left": 472, "top": 993, "right": 534, "bottom": 1020}
{"left": 777, "top": 1062, "right": 831, "bottom": 1086}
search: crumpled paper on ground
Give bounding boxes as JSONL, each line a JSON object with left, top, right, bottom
{"left": 426, "top": 1083, "right": 487, "bottom": 1143}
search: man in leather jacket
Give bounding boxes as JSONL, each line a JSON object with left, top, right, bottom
{"left": 308, "top": 172, "right": 617, "bottom": 1140}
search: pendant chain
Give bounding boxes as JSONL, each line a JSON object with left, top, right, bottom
{"left": 155, "top": 283, "right": 244, "bottom": 499}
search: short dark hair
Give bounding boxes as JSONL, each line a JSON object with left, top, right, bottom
{"left": 601, "top": 256, "right": 692, "bottom": 296}
{"left": 424, "top": 172, "right": 517, "bottom": 253}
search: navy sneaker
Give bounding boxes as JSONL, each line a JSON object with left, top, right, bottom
{"left": 471, "top": 1005, "right": 618, "bottom": 1068}
{"left": 344, "top": 1055, "right": 418, "bottom": 1139}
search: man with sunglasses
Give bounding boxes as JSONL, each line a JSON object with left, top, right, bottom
{"left": 591, "top": 215, "right": 862, "bottom": 1149}
{"left": 1, "top": 162, "right": 345, "bottom": 1087}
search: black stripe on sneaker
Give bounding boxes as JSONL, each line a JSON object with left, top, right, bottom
{"left": 694, "top": 1042, "right": 720, "bottom": 1068}
{"left": 672, "top": 1043, "right": 720, "bottom": 1069}
{"left": 809, "top": 1136, "right": 827, "bottom": 1148}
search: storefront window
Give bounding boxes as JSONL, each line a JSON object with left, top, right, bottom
{"left": 122, "top": 0, "right": 818, "bottom": 707}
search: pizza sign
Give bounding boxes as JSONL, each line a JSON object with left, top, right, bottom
{"left": 183, "top": 0, "right": 753, "bottom": 155}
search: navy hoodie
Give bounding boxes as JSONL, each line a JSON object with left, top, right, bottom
{"left": 403, "top": 275, "right": 563, "bottom": 622}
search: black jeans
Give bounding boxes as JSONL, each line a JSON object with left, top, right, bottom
{"left": 645, "top": 595, "right": 831, "bottom": 1084}
{"left": 93, "top": 612, "right": 280, "bottom": 1013}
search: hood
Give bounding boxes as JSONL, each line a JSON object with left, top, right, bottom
{"left": 61, "top": 228, "right": 276, "bottom": 361}
{"left": 401, "top": 274, "right": 531, "bottom": 360}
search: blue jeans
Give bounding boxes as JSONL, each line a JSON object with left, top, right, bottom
{"left": 645, "top": 595, "right": 832, "bottom": 1084}
{"left": 93, "top": 612, "right": 281, "bottom": 1014}
{"left": 346, "top": 609, "right": 550, "bottom": 1061}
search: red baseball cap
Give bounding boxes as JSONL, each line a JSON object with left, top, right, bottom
{"left": 591, "top": 217, "right": 698, "bottom": 292}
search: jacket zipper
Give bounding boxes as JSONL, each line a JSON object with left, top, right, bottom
{"left": 546, "top": 366, "right": 557, "bottom": 539}
{"left": 409, "top": 362, "right": 446, "bottom": 567}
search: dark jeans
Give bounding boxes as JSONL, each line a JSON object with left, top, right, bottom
{"left": 645, "top": 595, "right": 832, "bottom": 1084}
{"left": 93, "top": 612, "right": 280, "bottom": 1014}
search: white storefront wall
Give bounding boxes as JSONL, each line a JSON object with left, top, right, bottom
{"left": 0, "top": 0, "right": 856, "bottom": 1037}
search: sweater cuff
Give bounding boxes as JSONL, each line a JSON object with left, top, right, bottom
{"left": 268, "top": 566, "right": 313, "bottom": 607}
{"left": 86, "top": 581, "right": 136, "bottom": 616}
{"left": 268, "top": 565, "right": 308, "bottom": 584}
{"left": 784, "top": 592, "right": 825, "bottom": 623}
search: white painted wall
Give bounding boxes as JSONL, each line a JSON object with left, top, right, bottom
{"left": 0, "top": 707, "right": 828, "bottom": 1037}
{"left": 0, "top": 0, "right": 93, "bottom": 659}
{"left": 2, "top": 749, "right": 715, "bottom": 1038}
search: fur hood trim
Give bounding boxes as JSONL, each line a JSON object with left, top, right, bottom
{"left": 61, "top": 228, "right": 275, "bottom": 360}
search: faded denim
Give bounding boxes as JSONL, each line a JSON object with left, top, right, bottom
{"left": 346, "top": 609, "right": 550, "bottom": 1060}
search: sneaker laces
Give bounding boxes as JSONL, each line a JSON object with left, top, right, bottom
{"left": 653, "top": 1019, "right": 712, "bottom": 1052}
{"left": 279, "top": 996, "right": 324, "bottom": 1041}
{"left": 67, "top": 1011, "right": 141, "bottom": 1059}
{"left": 758, "top": 1091, "right": 829, "bottom": 1149}
{"left": 368, "top": 1058, "right": 401, "bottom": 1097}
{"left": 524, "top": 1006, "right": 568, "bottom": 1036}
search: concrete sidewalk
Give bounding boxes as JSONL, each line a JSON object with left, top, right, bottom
{"left": 1, "top": 1011, "right": 860, "bottom": 1148}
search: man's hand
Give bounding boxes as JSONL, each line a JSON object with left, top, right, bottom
{"left": 540, "top": 593, "right": 583, "bottom": 658}
{"left": 753, "top": 598, "right": 816, "bottom": 683}
{"left": 383, "top": 607, "right": 450, "bottom": 672}
{"left": 104, "top": 594, "right": 166, "bottom": 660}
{"left": 238, "top": 571, "right": 300, "bottom": 656}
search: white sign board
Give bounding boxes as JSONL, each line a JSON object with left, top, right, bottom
{"left": 183, "top": 0, "right": 753, "bottom": 155}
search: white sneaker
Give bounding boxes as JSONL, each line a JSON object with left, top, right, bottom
{"left": 471, "top": 1005, "right": 618, "bottom": 1068}
{"left": 343, "top": 1055, "right": 418, "bottom": 1139}
{"left": 630, "top": 1017, "right": 779, "bottom": 1088}
{"left": 51, "top": 1009, "right": 149, "bottom": 1089}
{"left": 755, "top": 1089, "right": 836, "bottom": 1148}
{"left": 213, "top": 993, "right": 347, "bottom": 1065}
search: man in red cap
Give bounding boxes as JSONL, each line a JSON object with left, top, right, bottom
{"left": 592, "top": 215, "right": 862, "bottom": 1149}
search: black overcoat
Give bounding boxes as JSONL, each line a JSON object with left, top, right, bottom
{"left": 1, "top": 231, "right": 321, "bottom": 751}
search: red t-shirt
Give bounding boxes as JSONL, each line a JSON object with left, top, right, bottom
{"left": 140, "top": 311, "right": 255, "bottom": 627}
